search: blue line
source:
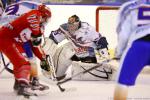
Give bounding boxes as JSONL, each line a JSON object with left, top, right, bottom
{"left": 44, "top": 3, "right": 121, "bottom": 6}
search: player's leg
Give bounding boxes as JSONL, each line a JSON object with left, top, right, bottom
{"left": 114, "top": 84, "right": 128, "bottom": 100}
{"left": 114, "top": 40, "right": 150, "bottom": 100}
{"left": 13, "top": 42, "right": 29, "bottom": 91}
{"left": 1, "top": 40, "right": 36, "bottom": 96}
{"left": 23, "top": 42, "right": 49, "bottom": 91}
{"left": 53, "top": 42, "right": 74, "bottom": 80}
{"left": 29, "top": 58, "right": 49, "bottom": 91}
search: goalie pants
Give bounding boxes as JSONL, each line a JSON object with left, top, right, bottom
{"left": 0, "top": 39, "right": 31, "bottom": 84}
{"left": 117, "top": 40, "right": 150, "bottom": 86}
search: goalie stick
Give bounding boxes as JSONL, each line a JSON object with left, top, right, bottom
{"left": 57, "top": 59, "right": 112, "bottom": 85}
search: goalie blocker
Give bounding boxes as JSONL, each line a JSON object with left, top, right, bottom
{"left": 43, "top": 38, "right": 117, "bottom": 81}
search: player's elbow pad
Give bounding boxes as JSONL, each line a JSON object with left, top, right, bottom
{"left": 31, "top": 36, "right": 42, "bottom": 46}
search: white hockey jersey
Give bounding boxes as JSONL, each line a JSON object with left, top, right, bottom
{"left": 115, "top": 0, "right": 150, "bottom": 58}
{"left": 51, "top": 22, "right": 101, "bottom": 58}
{"left": 0, "top": 1, "right": 41, "bottom": 26}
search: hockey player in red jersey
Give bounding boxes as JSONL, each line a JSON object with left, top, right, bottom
{"left": 0, "top": 1, "right": 52, "bottom": 93}
{"left": 0, "top": 5, "right": 51, "bottom": 97}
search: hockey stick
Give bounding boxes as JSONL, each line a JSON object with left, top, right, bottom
{"left": 44, "top": 49, "right": 65, "bottom": 92}
{"left": 57, "top": 59, "right": 112, "bottom": 85}
{"left": 42, "top": 34, "right": 65, "bottom": 92}
{"left": 0, "top": 53, "right": 12, "bottom": 74}
{"left": 41, "top": 34, "right": 66, "bottom": 92}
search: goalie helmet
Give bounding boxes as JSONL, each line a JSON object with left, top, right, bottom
{"left": 67, "top": 15, "right": 81, "bottom": 32}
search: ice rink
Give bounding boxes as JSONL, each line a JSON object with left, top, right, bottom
{"left": 0, "top": 71, "right": 150, "bottom": 100}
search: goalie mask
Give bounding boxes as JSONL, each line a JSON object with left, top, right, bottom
{"left": 67, "top": 15, "right": 81, "bottom": 32}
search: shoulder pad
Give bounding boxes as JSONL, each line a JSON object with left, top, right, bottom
{"left": 80, "top": 22, "right": 89, "bottom": 29}
{"left": 60, "top": 23, "right": 68, "bottom": 31}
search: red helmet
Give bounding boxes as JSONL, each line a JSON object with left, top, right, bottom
{"left": 38, "top": 5, "right": 51, "bottom": 19}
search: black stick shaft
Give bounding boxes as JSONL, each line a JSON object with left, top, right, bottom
{"left": 57, "top": 63, "right": 102, "bottom": 85}
{"left": 57, "top": 84, "right": 65, "bottom": 92}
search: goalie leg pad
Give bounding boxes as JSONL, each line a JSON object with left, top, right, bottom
{"left": 42, "top": 38, "right": 58, "bottom": 57}
{"left": 71, "top": 61, "right": 117, "bottom": 81}
{"left": 53, "top": 42, "right": 75, "bottom": 77}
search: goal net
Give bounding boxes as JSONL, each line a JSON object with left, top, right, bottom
{"left": 96, "top": 6, "right": 119, "bottom": 58}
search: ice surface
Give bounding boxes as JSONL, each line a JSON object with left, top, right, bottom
{"left": 0, "top": 74, "right": 150, "bottom": 100}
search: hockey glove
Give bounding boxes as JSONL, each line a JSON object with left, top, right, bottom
{"left": 40, "top": 56, "right": 56, "bottom": 80}
{"left": 40, "top": 59, "right": 51, "bottom": 72}
{"left": 95, "top": 37, "right": 108, "bottom": 50}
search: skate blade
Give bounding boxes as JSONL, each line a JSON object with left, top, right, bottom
{"left": 33, "top": 89, "right": 50, "bottom": 96}
{"left": 16, "top": 95, "right": 38, "bottom": 100}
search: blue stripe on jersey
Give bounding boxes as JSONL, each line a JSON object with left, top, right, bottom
{"left": 138, "top": 7, "right": 150, "bottom": 20}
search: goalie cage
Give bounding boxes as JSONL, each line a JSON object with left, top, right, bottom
{"left": 95, "top": 5, "right": 150, "bottom": 75}
{"left": 96, "top": 6, "right": 119, "bottom": 58}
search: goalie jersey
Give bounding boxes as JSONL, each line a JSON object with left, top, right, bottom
{"left": 50, "top": 22, "right": 101, "bottom": 58}
{"left": 115, "top": 0, "right": 150, "bottom": 58}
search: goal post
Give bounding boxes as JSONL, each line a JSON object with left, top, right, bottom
{"left": 95, "top": 6, "right": 119, "bottom": 58}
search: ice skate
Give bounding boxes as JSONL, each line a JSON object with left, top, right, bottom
{"left": 17, "top": 82, "right": 37, "bottom": 99}
{"left": 30, "top": 77, "right": 50, "bottom": 95}
{"left": 14, "top": 79, "right": 19, "bottom": 91}
{"left": 56, "top": 74, "right": 66, "bottom": 81}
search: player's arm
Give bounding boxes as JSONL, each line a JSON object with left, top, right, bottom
{"left": 81, "top": 23, "right": 107, "bottom": 49}
{"left": 31, "top": 43, "right": 45, "bottom": 60}
{"left": 26, "top": 10, "right": 45, "bottom": 48}
{"left": 115, "top": 5, "right": 133, "bottom": 59}
{"left": 27, "top": 10, "right": 51, "bottom": 71}
{"left": 27, "top": 10, "right": 43, "bottom": 38}
{"left": 31, "top": 42, "right": 51, "bottom": 71}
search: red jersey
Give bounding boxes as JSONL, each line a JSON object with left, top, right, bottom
{"left": 0, "top": 10, "right": 42, "bottom": 41}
